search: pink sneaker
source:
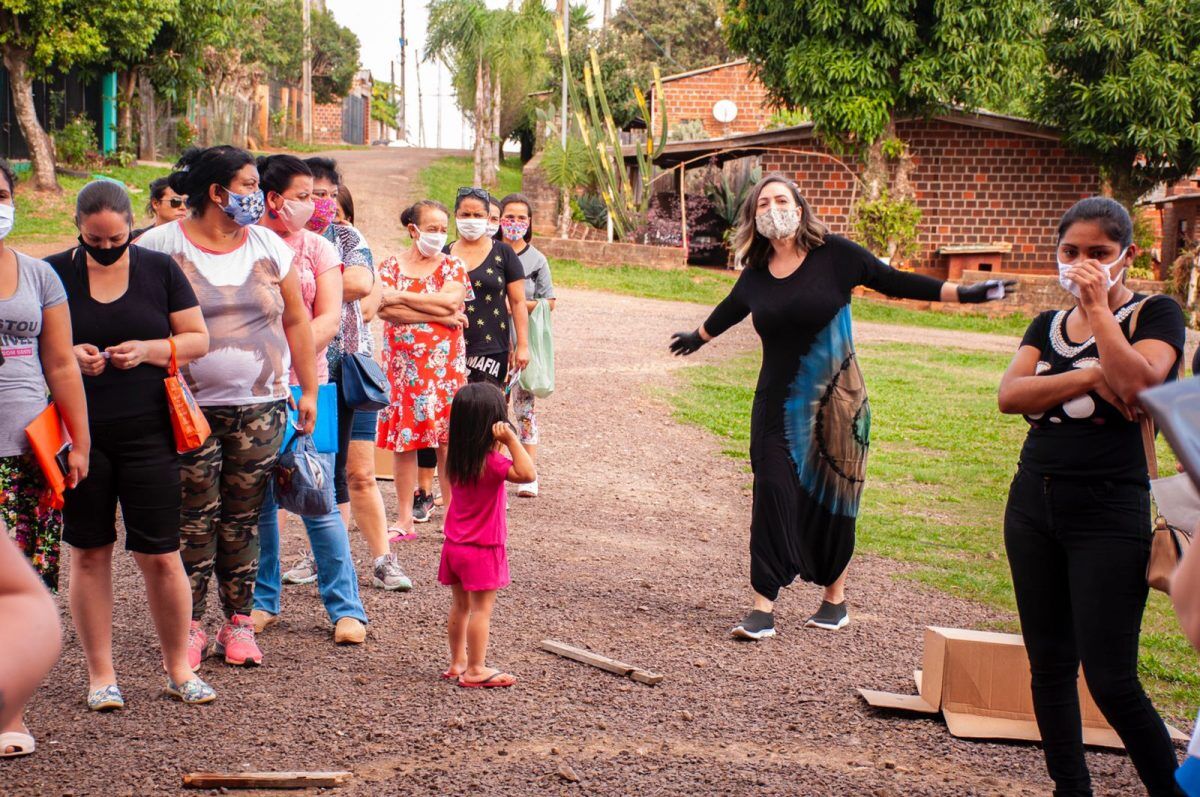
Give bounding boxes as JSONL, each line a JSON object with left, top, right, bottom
{"left": 215, "top": 614, "right": 263, "bottom": 666}
{"left": 187, "top": 621, "right": 208, "bottom": 672}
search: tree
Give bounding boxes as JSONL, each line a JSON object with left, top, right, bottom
{"left": 545, "top": 5, "right": 643, "bottom": 130}
{"left": 91, "top": 0, "right": 176, "bottom": 151}
{"left": 1040, "top": 0, "right": 1200, "bottom": 206}
{"left": 372, "top": 80, "right": 401, "bottom": 132}
{"left": 725, "top": 0, "right": 1042, "bottom": 257}
{"left": 247, "top": 0, "right": 360, "bottom": 104}
{"left": 609, "top": 0, "right": 730, "bottom": 75}
{"left": 0, "top": 1, "right": 107, "bottom": 190}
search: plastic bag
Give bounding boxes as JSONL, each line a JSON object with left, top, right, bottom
{"left": 518, "top": 299, "right": 555, "bottom": 398}
{"left": 274, "top": 431, "right": 334, "bottom": 516}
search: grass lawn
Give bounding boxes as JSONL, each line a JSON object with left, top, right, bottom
{"left": 10, "top": 164, "right": 172, "bottom": 248}
{"left": 417, "top": 155, "right": 523, "bottom": 238}
{"left": 549, "top": 257, "right": 1034, "bottom": 337}
{"left": 671, "top": 344, "right": 1197, "bottom": 721}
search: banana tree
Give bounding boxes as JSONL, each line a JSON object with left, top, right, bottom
{"left": 554, "top": 17, "right": 667, "bottom": 240}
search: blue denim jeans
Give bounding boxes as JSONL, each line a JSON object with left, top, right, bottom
{"left": 254, "top": 452, "right": 367, "bottom": 625}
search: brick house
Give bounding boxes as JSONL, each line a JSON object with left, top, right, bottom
{"left": 312, "top": 70, "right": 372, "bottom": 146}
{"left": 638, "top": 110, "right": 1102, "bottom": 276}
{"left": 650, "top": 59, "right": 774, "bottom": 139}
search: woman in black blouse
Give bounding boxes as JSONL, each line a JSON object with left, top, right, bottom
{"left": 670, "top": 173, "right": 1010, "bottom": 639}
{"left": 998, "top": 197, "right": 1184, "bottom": 796}
{"left": 46, "top": 181, "right": 212, "bottom": 708}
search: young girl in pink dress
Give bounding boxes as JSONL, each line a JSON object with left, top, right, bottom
{"left": 438, "top": 382, "right": 535, "bottom": 688}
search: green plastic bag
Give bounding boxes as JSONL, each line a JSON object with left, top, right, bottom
{"left": 518, "top": 299, "right": 555, "bottom": 398}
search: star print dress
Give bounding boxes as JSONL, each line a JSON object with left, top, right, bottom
{"left": 452, "top": 240, "right": 525, "bottom": 383}
{"left": 1015, "top": 294, "right": 1184, "bottom": 480}
{"left": 702, "top": 235, "right": 945, "bottom": 598}
{"left": 376, "top": 253, "right": 474, "bottom": 452}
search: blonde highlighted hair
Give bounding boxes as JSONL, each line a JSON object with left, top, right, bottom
{"left": 732, "top": 173, "right": 827, "bottom": 269}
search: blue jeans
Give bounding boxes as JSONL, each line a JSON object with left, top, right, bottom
{"left": 254, "top": 452, "right": 368, "bottom": 625}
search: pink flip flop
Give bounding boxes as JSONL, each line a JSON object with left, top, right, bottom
{"left": 388, "top": 526, "right": 417, "bottom": 542}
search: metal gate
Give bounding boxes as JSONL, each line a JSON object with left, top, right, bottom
{"left": 341, "top": 94, "right": 365, "bottom": 146}
{"left": 0, "top": 69, "right": 102, "bottom": 161}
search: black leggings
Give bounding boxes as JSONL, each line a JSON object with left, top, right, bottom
{"left": 332, "top": 374, "right": 355, "bottom": 505}
{"left": 1004, "top": 469, "right": 1181, "bottom": 797}
{"left": 417, "top": 447, "right": 437, "bottom": 469}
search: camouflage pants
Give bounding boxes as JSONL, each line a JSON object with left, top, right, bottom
{"left": 181, "top": 401, "right": 286, "bottom": 620}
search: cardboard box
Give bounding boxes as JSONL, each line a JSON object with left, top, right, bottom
{"left": 858, "top": 626, "right": 1187, "bottom": 749}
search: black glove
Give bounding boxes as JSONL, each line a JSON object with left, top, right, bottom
{"left": 957, "top": 278, "right": 1017, "bottom": 304}
{"left": 669, "top": 329, "right": 706, "bottom": 356}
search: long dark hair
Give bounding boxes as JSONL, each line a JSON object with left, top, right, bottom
{"left": 337, "top": 183, "right": 355, "bottom": 224}
{"left": 169, "top": 145, "right": 256, "bottom": 212}
{"left": 733, "top": 173, "right": 827, "bottom": 269}
{"left": 446, "top": 382, "right": 510, "bottom": 487}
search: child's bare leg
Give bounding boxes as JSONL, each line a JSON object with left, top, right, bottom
{"left": 461, "top": 590, "right": 514, "bottom": 685}
{"left": 445, "top": 584, "right": 469, "bottom": 677}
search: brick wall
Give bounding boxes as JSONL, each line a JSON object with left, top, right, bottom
{"left": 856, "top": 269, "right": 1170, "bottom": 319}
{"left": 537, "top": 237, "right": 686, "bottom": 270}
{"left": 313, "top": 102, "right": 342, "bottom": 144}
{"left": 522, "top": 152, "right": 560, "bottom": 235}
{"left": 761, "top": 118, "right": 1102, "bottom": 275}
{"left": 651, "top": 61, "right": 773, "bottom": 139}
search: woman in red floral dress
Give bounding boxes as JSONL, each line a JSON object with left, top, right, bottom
{"left": 376, "top": 200, "right": 472, "bottom": 538}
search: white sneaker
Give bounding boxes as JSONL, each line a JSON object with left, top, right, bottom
{"left": 282, "top": 551, "right": 317, "bottom": 585}
{"left": 517, "top": 480, "right": 539, "bottom": 498}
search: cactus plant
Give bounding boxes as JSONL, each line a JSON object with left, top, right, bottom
{"left": 554, "top": 17, "right": 668, "bottom": 240}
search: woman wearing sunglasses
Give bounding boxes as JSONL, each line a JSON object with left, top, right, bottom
{"left": 137, "top": 177, "right": 188, "bottom": 238}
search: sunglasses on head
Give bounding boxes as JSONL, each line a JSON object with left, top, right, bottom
{"left": 167, "top": 197, "right": 185, "bottom": 208}
{"left": 456, "top": 186, "right": 491, "bottom": 204}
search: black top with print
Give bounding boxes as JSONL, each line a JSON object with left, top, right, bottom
{"left": 1017, "top": 294, "right": 1185, "bottom": 481}
{"left": 446, "top": 240, "right": 525, "bottom": 357}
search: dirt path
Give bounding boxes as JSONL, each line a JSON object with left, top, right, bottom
{"left": 4, "top": 150, "right": 1158, "bottom": 796}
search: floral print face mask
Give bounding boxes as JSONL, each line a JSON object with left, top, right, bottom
{"left": 305, "top": 196, "right": 339, "bottom": 233}
{"left": 755, "top": 207, "right": 801, "bottom": 241}
{"left": 221, "top": 187, "right": 265, "bottom": 227}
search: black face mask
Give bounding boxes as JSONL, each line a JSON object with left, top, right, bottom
{"left": 78, "top": 233, "right": 132, "bottom": 267}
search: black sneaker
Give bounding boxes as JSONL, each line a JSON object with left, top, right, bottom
{"left": 413, "top": 490, "right": 434, "bottom": 523}
{"left": 805, "top": 600, "right": 849, "bottom": 630}
{"left": 731, "top": 609, "right": 776, "bottom": 640}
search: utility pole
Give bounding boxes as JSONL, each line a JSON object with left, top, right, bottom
{"left": 398, "top": 0, "right": 407, "bottom": 142}
{"left": 390, "top": 60, "right": 396, "bottom": 140}
{"left": 415, "top": 57, "right": 425, "bottom": 147}
{"left": 302, "top": 0, "right": 312, "bottom": 144}
{"left": 559, "top": 0, "right": 569, "bottom": 238}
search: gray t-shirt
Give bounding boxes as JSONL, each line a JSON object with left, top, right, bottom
{"left": 515, "top": 244, "right": 554, "bottom": 301}
{"left": 0, "top": 251, "right": 68, "bottom": 455}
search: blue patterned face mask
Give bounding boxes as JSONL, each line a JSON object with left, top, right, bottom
{"left": 220, "top": 186, "right": 265, "bottom": 226}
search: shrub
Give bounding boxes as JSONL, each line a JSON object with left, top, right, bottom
{"left": 55, "top": 114, "right": 99, "bottom": 168}
{"left": 852, "top": 190, "right": 923, "bottom": 263}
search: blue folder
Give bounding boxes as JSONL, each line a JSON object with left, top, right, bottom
{"left": 281, "top": 383, "right": 339, "bottom": 453}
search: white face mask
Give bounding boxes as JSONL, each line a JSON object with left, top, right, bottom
{"left": 0, "top": 204, "right": 13, "bottom": 240}
{"left": 413, "top": 228, "right": 448, "bottom": 258}
{"left": 456, "top": 217, "right": 488, "bottom": 241}
{"left": 1057, "top": 246, "right": 1128, "bottom": 298}
{"left": 486, "top": 221, "right": 500, "bottom": 238}
{"left": 755, "top": 207, "right": 801, "bottom": 241}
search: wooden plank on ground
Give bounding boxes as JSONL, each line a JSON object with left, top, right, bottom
{"left": 539, "top": 639, "right": 664, "bottom": 685}
{"left": 182, "top": 771, "right": 353, "bottom": 790}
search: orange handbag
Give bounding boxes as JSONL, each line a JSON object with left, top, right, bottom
{"left": 164, "top": 337, "right": 210, "bottom": 454}
{"left": 23, "top": 402, "right": 70, "bottom": 510}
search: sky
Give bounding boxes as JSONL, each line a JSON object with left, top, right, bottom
{"left": 324, "top": 0, "right": 608, "bottom": 149}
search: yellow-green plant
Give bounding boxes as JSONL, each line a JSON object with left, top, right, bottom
{"left": 555, "top": 17, "right": 667, "bottom": 240}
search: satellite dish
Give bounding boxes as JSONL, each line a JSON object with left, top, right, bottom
{"left": 713, "top": 100, "right": 738, "bottom": 124}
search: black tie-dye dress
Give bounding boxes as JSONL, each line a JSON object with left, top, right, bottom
{"left": 703, "top": 235, "right": 944, "bottom": 598}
